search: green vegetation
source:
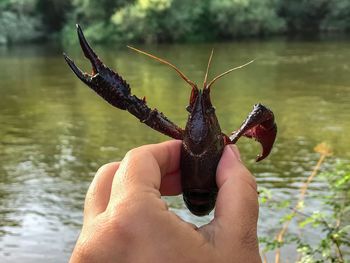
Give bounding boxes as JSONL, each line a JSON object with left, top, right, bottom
{"left": 259, "top": 143, "right": 350, "bottom": 262}
{"left": 0, "top": 0, "right": 44, "bottom": 44}
{"left": 1, "top": 0, "right": 350, "bottom": 45}
{"left": 278, "top": 0, "right": 329, "bottom": 34}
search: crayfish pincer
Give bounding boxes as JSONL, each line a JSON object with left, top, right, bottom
{"left": 64, "top": 25, "right": 277, "bottom": 216}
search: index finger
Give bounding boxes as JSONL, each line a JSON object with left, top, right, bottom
{"left": 109, "top": 140, "right": 182, "bottom": 200}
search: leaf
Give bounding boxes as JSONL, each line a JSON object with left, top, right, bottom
{"left": 299, "top": 216, "right": 315, "bottom": 228}
{"left": 281, "top": 212, "right": 295, "bottom": 223}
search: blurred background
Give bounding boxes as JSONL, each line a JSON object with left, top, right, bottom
{"left": 1, "top": 0, "right": 350, "bottom": 45}
{"left": 0, "top": 0, "right": 349, "bottom": 262}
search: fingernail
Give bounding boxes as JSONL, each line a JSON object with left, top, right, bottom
{"left": 229, "top": 145, "right": 241, "bottom": 161}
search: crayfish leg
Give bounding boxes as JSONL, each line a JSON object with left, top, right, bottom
{"left": 229, "top": 104, "right": 277, "bottom": 161}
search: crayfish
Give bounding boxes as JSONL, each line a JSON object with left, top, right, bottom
{"left": 64, "top": 25, "right": 277, "bottom": 216}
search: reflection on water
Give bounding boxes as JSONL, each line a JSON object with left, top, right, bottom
{"left": 0, "top": 39, "right": 349, "bottom": 262}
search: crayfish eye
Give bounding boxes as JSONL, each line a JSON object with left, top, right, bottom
{"left": 186, "top": 105, "right": 192, "bottom": 113}
{"left": 205, "top": 107, "right": 215, "bottom": 114}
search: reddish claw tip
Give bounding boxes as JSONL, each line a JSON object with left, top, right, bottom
{"left": 256, "top": 127, "right": 277, "bottom": 162}
{"left": 243, "top": 121, "right": 277, "bottom": 162}
{"left": 229, "top": 103, "right": 277, "bottom": 162}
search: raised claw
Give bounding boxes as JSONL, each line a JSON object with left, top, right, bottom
{"left": 63, "top": 24, "right": 131, "bottom": 110}
{"left": 63, "top": 53, "right": 92, "bottom": 85}
{"left": 76, "top": 24, "right": 103, "bottom": 74}
{"left": 230, "top": 103, "right": 277, "bottom": 161}
{"left": 63, "top": 25, "right": 184, "bottom": 140}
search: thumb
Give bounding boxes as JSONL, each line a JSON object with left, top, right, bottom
{"left": 212, "top": 145, "right": 260, "bottom": 254}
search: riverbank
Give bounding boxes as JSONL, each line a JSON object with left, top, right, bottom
{"left": 1, "top": 0, "right": 349, "bottom": 46}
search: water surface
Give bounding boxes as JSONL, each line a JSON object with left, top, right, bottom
{"left": 0, "top": 39, "right": 349, "bottom": 262}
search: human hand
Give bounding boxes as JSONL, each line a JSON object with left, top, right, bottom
{"left": 70, "top": 140, "right": 261, "bottom": 263}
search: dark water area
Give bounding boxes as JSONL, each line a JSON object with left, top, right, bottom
{"left": 0, "top": 39, "right": 349, "bottom": 262}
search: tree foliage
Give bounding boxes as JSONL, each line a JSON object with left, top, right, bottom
{"left": 72, "top": 0, "right": 129, "bottom": 23}
{"left": 109, "top": 0, "right": 285, "bottom": 43}
{"left": 36, "top": 0, "right": 72, "bottom": 32}
{"left": 322, "top": 0, "right": 350, "bottom": 32}
{"left": 0, "top": 0, "right": 44, "bottom": 44}
{"left": 111, "top": 0, "right": 215, "bottom": 43}
{"left": 210, "top": 0, "right": 285, "bottom": 38}
{"left": 278, "top": 0, "right": 330, "bottom": 34}
{"left": 0, "top": 0, "right": 349, "bottom": 45}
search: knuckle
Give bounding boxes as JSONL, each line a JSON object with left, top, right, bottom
{"left": 104, "top": 198, "right": 145, "bottom": 238}
{"left": 121, "top": 149, "right": 145, "bottom": 178}
{"left": 124, "top": 147, "right": 151, "bottom": 166}
{"left": 85, "top": 162, "right": 119, "bottom": 205}
{"left": 122, "top": 147, "right": 155, "bottom": 176}
{"left": 96, "top": 162, "right": 119, "bottom": 174}
{"left": 124, "top": 148, "right": 141, "bottom": 159}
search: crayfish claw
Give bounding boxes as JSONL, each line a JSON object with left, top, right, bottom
{"left": 229, "top": 103, "right": 277, "bottom": 162}
{"left": 243, "top": 119, "right": 277, "bottom": 162}
{"left": 64, "top": 25, "right": 184, "bottom": 140}
{"left": 63, "top": 53, "right": 92, "bottom": 85}
{"left": 76, "top": 24, "right": 102, "bottom": 74}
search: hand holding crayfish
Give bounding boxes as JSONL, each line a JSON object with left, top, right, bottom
{"left": 64, "top": 25, "right": 277, "bottom": 216}
{"left": 70, "top": 141, "right": 261, "bottom": 263}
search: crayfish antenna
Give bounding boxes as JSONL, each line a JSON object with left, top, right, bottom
{"left": 206, "top": 59, "right": 255, "bottom": 89}
{"left": 203, "top": 49, "right": 214, "bottom": 89}
{"left": 127, "top": 45, "right": 197, "bottom": 89}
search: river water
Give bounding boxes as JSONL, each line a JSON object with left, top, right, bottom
{"left": 0, "top": 39, "right": 349, "bottom": 262}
